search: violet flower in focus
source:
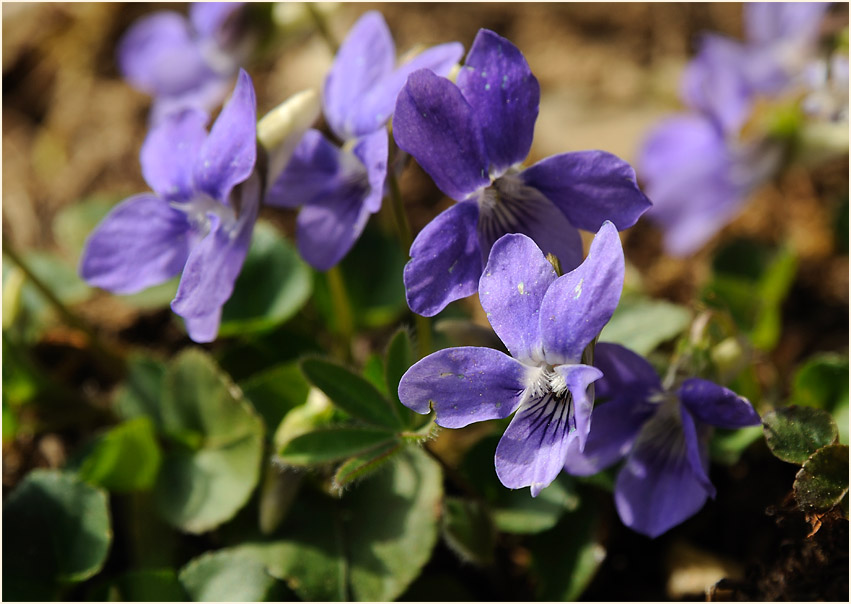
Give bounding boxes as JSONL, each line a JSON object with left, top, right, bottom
{"left": 118, "top": 2, "right": 247, "bottom": 124}
{"left": 264, "top": 11, "right": 463, "bottom": 270}
{"left": 399, "top": 223, "right": 624, "bottom": 496}
{"left": 392, "top": 29, "right": 651, "bottom": 317}
{"left": 80, "top": 70, "right": 258, "bottom": 343}
{"left": 563, "top": 343, "right": 761, "bottom": 538}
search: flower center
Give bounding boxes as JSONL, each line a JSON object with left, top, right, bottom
{"left": 172, "top": 192, "right": 236, "bottom": 237}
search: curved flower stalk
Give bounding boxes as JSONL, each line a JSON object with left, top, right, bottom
{"left": 399, "top": 223, "right": 624, "bottom": 496}
{"left": 80, "top": 70, "right": 258, "bottom": 343}
{"left": 639, "top": 2, "right": 835, "bottom": 256}
{"left": 265, "top": 11, "right": 464, "bottom": 271}
{"left": 118, "top": 2, "right": 248, "bottom": 124}
{"left": 563, "top": 343, "right": 761, "bottom": 538}
{"left": 392, "top": 28, "right": 651, "bottom": 317}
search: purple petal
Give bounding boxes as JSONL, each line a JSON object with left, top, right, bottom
{"left": 520, "top": 151, "right": 652, "bottom": 232}
{"left": 478, "top": 233, "right": 556, "bottom": 364}
{"left": 194, "top": 69, "right": 257, "bottom": 203}
{"left": 79, "top": 194, "right": 191, "bottom": 294}
{"left": 456, "top": 29, "right": 540, "bottom": 174}
{"left": 745, "top": 2, "right": 830, "bottom": 48}
{"left": 190, "top": 2, "right": 244, "bottom": 40}
{"left": 495, "top": 394, "right": 575, "bottom": 497}
{"left": 680, "top": 405, "right": 717, "bottom": 498}
{"left": 353, "top": 129, "right": 388, "bottom": 213}
{"left": 323, "top": 11, "right": 395, "bottom": 140}
{"left": 678, "top": 378, "right": 760, "bottom": 429}
{"left": 265, "top": 129, "right": 342, "bottom": 209}
{"left": 555, "top": 364, "right": 603, "bottom": 452}
{"left": 393, "top": 69, "right": 490, "bottom": 201}
{"left": 592, "top": 342, "right": 661, "bottom": 401}
{"left": 404, "top": 201, "right": 482, "bottom": 317}
{"left": 539, "top": 222, "right": 624, "bottom": 365}
{"left": 141, "top": 108, "right": 209, "bottom": 201}
{"left": 398, "top": 346, "right": 529, "bottom": 427}
{"left": 354, "top": 42, "right": 465, "bottom": 136}
{"left": 171, "top": 174, "right": 260, "bottom": 343}
{"left": 147, "top": 76, "right": 233, "bottom": 126}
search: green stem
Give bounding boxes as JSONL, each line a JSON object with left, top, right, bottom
{"left": 306, "top": 2, "right": 339, "bottom": 55}
{"left": 326, "top": 265, "right": 354, "bottom": 361}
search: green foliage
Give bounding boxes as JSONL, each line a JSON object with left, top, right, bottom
{"left": 763, "top": 406, "right": 839, "bottom": 464}
{"left": 793, "top": 444, "right": 849, "bottom": 513}
{"left": 239, "top": 361, "right": 311, "bottom": 435}
{"left": 790, "top": 353, "right": 849, "bottom": 444}
{"left": 76, "top": 417, "right": 162, "bottom": 492}
{"left": 600, "top": 295, "right": 691, "bottom": 355}
{"left": 3, "top": 470, "right": 112, "bottom": 600}
{"left": 332, "top": 441, "right": 403, "bottom": 490}
{"left": 278, "top": 426, "right": 399, "bottom": 466}
{"left": 110, "top": 569, "right": 187, "bottom": 602}
{"left": 179, "top": 550, "right": 281, "bottom": 602}
{"left": 441, "top": 496, "right": 496, "bottom": 566}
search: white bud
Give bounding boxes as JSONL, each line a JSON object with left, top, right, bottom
{"left": 257, "top": 88, "right": 321, "bottom": 185}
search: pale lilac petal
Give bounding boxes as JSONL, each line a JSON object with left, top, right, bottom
{"left": 183, "top": 308, "right": 223, "bottom": 344}
{"left": 353, "top": 129, "right": 388, "bottom": 213}
{"left": 195, "top": 69, "right": 257, "bottom": 202}
{"left": 393, "top": 69, "right": 490, "bottom": 201}
{"left": 478, "top": 233, "right": 556, "bottom": 364}
{"left": 323, "top": 11, "right": 395, "bottom": 140}
{"left": 456, "top": 29, "right": 540, "bottom": 173}
{"left": 147, "top": 76, "right": 232, "bottom": 125}
{"left": 555, "top": 364, "right": 603, "bottom": 452}
{"left": 353, "top": 42, "right": 464, "bottom": 136}
{"left": 520, "top": 151, "right": 652, "bottom": 232}
{"left": 398, "top": 346, "right": 528, "bottom": 427}
{"left": 140, "top": 108, "right": 209, "bottom": 201}
{"left": 190, "top": 2, "right": 244, "bottom": 40}
{"left": 745, "top": 2, "right": 830, "bottom": 47}
{"left": 404, "top": 201, "right": 482, "bottom": 317}
{"left": 265, "top": 129, "right": 342, "bottom": 209}
{"left": 680, "top": 405, "right": 717, "bottom": 498}
{"left": 171, "top": 174, "right": 260, "bottom": 343}
{"left": 678, "top": 378, "right": 761, "bottom": 429}
{"left": 80, "top": 194, "right": 191, "bottom": 294}
{"left": 539, "top": 222, "right": 624, "bottom": 365}
{"left": 495, "top": 394, "right": 575, "bottom": 497}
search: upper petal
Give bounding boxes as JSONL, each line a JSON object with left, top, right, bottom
{"left": 555, "top": 364, "right": 604, "bottom": 452}
{"left": 398, "top": 346, "right": 529, "bottom": 427}
{"left": 678, "top": 378, "right": 761, "bottom": 429}
{"left": 194, "top": 69, "right": 257, "bottom": 202}
{"left": 265, "top": 129, "right": 343, "bottom": 209}
{"left": 745, "top": 2, "right": 830, "bottom": 48}
{"left": 539, "top": 222, "right": 624, "bottom": 365}
{"left": 141, "top": 108, "right": 209, "bottom": 201}
{"left": 79, "top": 194, "right": 191, "bottom": 294}
{"left": 392, "top": 69, "right": 490, "bottom": 201}
{"left": 592, "top": 342, "right": 661, "bottom": 401}
{"left": 404, "top": 201, "right": 482, "bottom": 317}
{"left": 190, "top": 2, "right": 244, "bottom": 40}
{"left": 478, "top": 233, "right": 557, "bottom": 365}
{"left": 520, "top": 151, "right": 652, "bottom": 232}
{"left": 323, "top": 11, "right": 395, "bottom": 140}
{"left": 353, "top": 129, "right": 389, "bottom": 213}
{"left": 456, "top": 29, "right": 539, "bottom": 174}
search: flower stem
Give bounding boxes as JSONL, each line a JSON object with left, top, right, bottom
{"left": 325, "top": 264, "right": 354, "bottom": 361}
{"left": 306, "top": 2, "right": 338, "bottom": 55}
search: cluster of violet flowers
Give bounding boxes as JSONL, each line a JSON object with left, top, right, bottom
{"left": 80, "top": 6, "right": 768, "bottom": 538}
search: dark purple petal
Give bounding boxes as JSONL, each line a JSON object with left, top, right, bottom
{"left": 265, "top": 129, "right": 342, "bottom": 209}
{"left": 539, "top": 222, "right": 624, "bottom": 365}
{"left": 520, "top": 151, "right": 651, "bottom": 232}
{"left": 478, "top": 233, "right": 556, "bottom": 364}
{"left": 171, "top": 174, "right": 260, "bottom": 343}
{"left": 678, "top": 378, "right": 761, "bottom": 429}
{"left": 393, "top": 69, "right": 490, "bottom": 201}
{"left": 80, "top": 194, "right": 191, "bottom": 294}
{"left": 555, "top": 364, "right": 603, "bottom": 452}
{"left": 680, "top": 405, "right": 717, "bottom": 497}
{"left": 398, "top": 346, "right": 529, "bottom": 427}
{"left": 456, "top": 29, "right": 539, "bottom": 174}
{"left": 141, "top": 108, "right": 209, "bottom": 201}
{"left": 745, "top": 2, "right": 830, "bottom": 48}
{"left": 353, "top": 42, "right": 464, "bottom": 136}
{"left": 190, "top": 2, "right": 244, "bottom": 40}
{"left": 323, "top": 11, "right": 395, "bottom": 140}
{"left": 495, "top": 395, "right": 576, "bottom": 497}
{"left": 352, "top": 129, "right": 388, "bottom": 213}
{"left": 404, "top": 201, "right": 482, "bottom": 317}
{"left": 592, "top": 342, "right": 661, "bottom": 401}
{"left": 194, "top": 69, "right": 257, "bottom": 203}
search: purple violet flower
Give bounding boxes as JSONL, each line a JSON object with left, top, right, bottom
{"left": 391, "top": 28, "right": 651, "bottom": 317}
{"left": 399, "top": 223, "right": 624, "bottom": 496}
{"left": 80, "top": 70, "right": 258, "bottom": 343}
{"left": 118, "top": 2, "right": 247, "bottom": 124}
{"left": 564, "top": 343, "right": 761, "bottom": 538}
{"left": 264, "top": 11, "right": 463, "bottom": 270}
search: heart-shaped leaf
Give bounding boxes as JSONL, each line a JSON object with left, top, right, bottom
{"left": 763, "top": 406, "right": 839, "bottom": 464}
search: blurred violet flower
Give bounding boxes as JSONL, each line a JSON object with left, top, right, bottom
{"left": 265, "top": 11, "right": 463, "bottom": 271}
{"left": 118, "top": 2, "right": 248, "bottom": 123}
{"left": 564, "top": 343, "right": 761, "bottom": 538}
{"left": 80, "top": 70, "right": 258, "bottom": 343}
{"left": 640, "top": 2, "right": 832, "bottom": 256}
{"left": 392, "top": 29, "right": 651, "bottom": 317}
{"left": 399, "top": 223, "right": 624, "bottom": 496}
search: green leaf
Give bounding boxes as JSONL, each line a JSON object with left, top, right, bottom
{"left": 793, "top": 444, "right": 849, "bottom": 512}
{"left": 599, "top": 296, "right": 691, "bottom": 355}
{"left": 179, "top": 550, "right": 279, "bottom": 602}
{"left": 154, "top": 349, "right": 265, "bottom": 534}
{"left": 112, "top": 569, "right": 187, "bottom": 602}
{"left": 114, "top": 355, "right": 168, "bottom": 429}
{"left": 385, "top": 327, "right": 414, "bottom": 407}
{"left": 219, "top": 221, "right": 312, "bottom": 337}
{"left": 258, "top": 462, "right": 303, "bottom": 536}
{"left": 301, "top": 357, "right": 403, "bottom": 429}
{"left": 441, "top": 496, "right": 496, "bottom": 566}
{"left": 239, "top": 362, "right": 310, "bottom": 434}
{"left": 332, "top": 440, "right": 403, "bottom": 490}
{"left": 709, "top": 425, "right": 764, "bottom": 466}
{"left": 790, "top": 354, "right": 849, "bottom": 411}
{"left": 362, "top": 353, "right": 388, "bottom": 396}
{"left": 277, "top": 426, "right": 398, "bottom": 466}
{"left": 3, "top": 470, "right": 111, "bottom": 599}
{"left": 751, "top": 247, "right": 797, "bottom": 350}
{"left": 77, "top": 417, "right": 162, "bottom": 492}
{"left": 763, "top": 406, "right": 839, "bottom": 464}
